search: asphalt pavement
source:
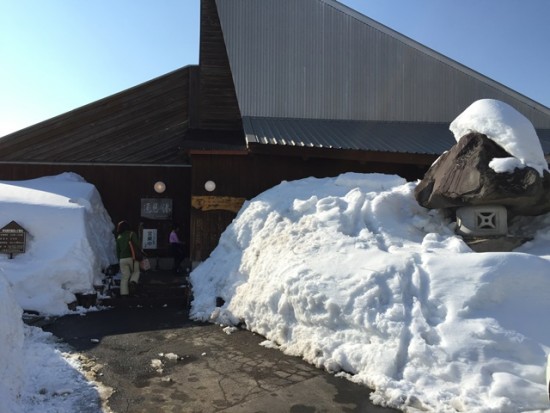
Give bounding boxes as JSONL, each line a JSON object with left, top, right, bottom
{"left": 42, "top": 302, "right": 400, "bottom": 413}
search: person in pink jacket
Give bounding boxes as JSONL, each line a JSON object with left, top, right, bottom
{"left": 169, "top": 223, "right": 186, "bottom": 273}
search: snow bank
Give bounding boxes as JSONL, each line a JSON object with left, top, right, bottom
{"left": 0, "top": 173, "right": 116, "bottom": 314}
{"left": 190, "top": 172, "right": 550, "bottom": 412}
{"left": 0, "top": 273, "right": 24, "bottom": 413}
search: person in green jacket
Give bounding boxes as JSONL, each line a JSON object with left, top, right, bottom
{"left": 115, "top": 220, "right": 141, "bottom": 297}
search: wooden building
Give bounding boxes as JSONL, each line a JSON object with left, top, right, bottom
{"left": 1, "top": 0, "right": 550, "bottom": 263}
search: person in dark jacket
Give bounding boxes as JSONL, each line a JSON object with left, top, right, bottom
{"left": 115, "top": 220, "right": 141, "bottom": 297}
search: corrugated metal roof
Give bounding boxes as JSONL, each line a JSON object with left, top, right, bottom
{"left": 243, "top": 116, "right": 550, "bottom": 156}
{"left": 216, "top": 0, "right": 550, "bottom": 128}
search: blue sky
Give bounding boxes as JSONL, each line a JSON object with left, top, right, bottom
{"left": 1, "top": 0, "right": 549, "bottom": 137}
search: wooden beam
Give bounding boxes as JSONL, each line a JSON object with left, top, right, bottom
{"left": 248, "top": 143, "right": 438, "bottom": 166}
{"left": 192, "top": 195, "right": 246, "bottom": 213}
{"left": 188, "top": 149, "right": 248, "bottom": 156}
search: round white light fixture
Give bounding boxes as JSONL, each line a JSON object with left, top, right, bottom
{"left": 204, "top": 180, "right": 216, "bottom": 192}
{"left": 154, "top": 181, "right": 166, "bottom": 194}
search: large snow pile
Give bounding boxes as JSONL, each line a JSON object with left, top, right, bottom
{"left": 191, "top": 100, "right": 550, "bottom": 412}
{"left": 0, "top": 172, "right": 116, "bottom": 314}
{"left": 190, "top": 173, "right": 550, "bottom": 412}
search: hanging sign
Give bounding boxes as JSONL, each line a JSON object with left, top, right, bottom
{"left": 140, "top": 198, "right": 172, "bottom": 220}
{"left": 0, "top": 221, "right": 27, "bottom": 257}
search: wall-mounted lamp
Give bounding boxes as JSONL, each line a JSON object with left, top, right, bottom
{"left": 204, "top": 180, "right": 216, "bottom": 192}
{"left": 154, "top": 181, "right": 166, "bottom": 194}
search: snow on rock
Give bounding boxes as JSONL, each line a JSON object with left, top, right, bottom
{"left": 449, "top": 99, "right": 548, "bottom": 175}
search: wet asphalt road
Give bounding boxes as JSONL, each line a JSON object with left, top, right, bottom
{"left": 42, "top": 303, "right": 400, "bottom": 413}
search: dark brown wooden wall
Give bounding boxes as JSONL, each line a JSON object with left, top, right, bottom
{"left": 198, "top": 0, "right": 242, "bottom": 131}
{"left": 0, "top": 163, "right": 191, "bottom": 258}
{"left": 0, "top": 68, "right": 190, "bottom": 164}
{"left": 191, "top": 153, "right": 428, "bottom": 198}
{"left": 189, "top": 152, "right": 430, "bottom": 260}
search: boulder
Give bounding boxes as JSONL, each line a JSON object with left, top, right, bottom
{"left": 415, "top": 132, "right": 550, "bottom": 216}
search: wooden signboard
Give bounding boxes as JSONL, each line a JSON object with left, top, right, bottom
{"left": 0, "top": 221, "right": 27, "bottom": 256}
{"left": 140, "top": 198, "right": 173, "bottom": 220}
{"left": 191, "top": 195, "right": 246, "bottom": 213}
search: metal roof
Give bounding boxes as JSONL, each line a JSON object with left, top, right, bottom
{"left": 216, "top": 0, "right": 550, "bottom": 128}
{"left": 243, "top": 116, "right": 550, "bottom": 156}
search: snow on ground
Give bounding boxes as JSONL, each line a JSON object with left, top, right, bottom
{"left": 190, "top": 101, "right": 550, "bottom": 412}
{"left": 0, "top": 285, "right": 110, "bottom": 413}
{"left": 0, "top": 274, "right": 24, "bottom": 413}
